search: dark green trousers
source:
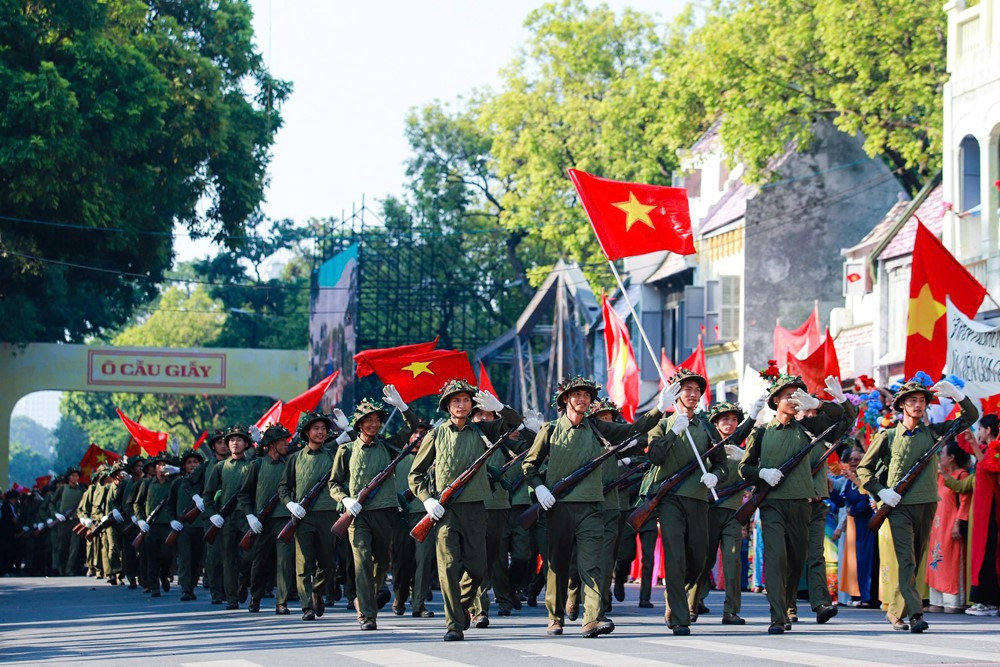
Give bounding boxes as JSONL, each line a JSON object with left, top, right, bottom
{"left": 599, "top": 508, "right": 623, "bottom": 618}
{"left": 787, "top": 500, "right": 832, "bottom": 615}
{"left": 493, "top": 504, "right": 532, "bottom": 611}
{"left": 250, "top": 517, "right": 293, "bottom": 605}
{"left": 546, "top": 501, "right": 603, "bottom": 626}
{"left": 467, "top": 508, "right": 508, "bottom": 617}
{"left": 436, "top": 502, "right": 487, "bottom": 633}
{"left": 887, "top": 502, "right": 935, "bottom": 620}
{"left": 293, "top": 510, "right": 338, "bottom": 611}
{"left": 690, "top": 506, "right": 742, "bottom": 614}
{"left": 349, "top": 507, "right": 396, "bottom": 621}
{"left": 220, "top": 518, "right": 251, "bottom": 605}
{"left": 392, "top": 512, "right": 435, "bottom": 613}
{"left": 657, "top": 495, "right": 709, "bottom": 627}
{"left": 616, "top": 513, "right": 657, "bottom": 603}
{"left": 177, "top": 526, "right": 205, "bottom": 596}
{"left": 760, "top": 498, "right": 810, "bottom": 624}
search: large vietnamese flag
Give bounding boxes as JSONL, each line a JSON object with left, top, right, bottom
{"left": 567, "top": 169, "right": 695, "bottom": 260}
{"left": 905, "top": 221, "right": 987, "bottom": 379}
{"left": 367, "top": 349, "right": 476, "bottom": 403}
{"left": 116, "top": 409, "right": 168, "bottom": 457}
{"left": 78, "top": 443, "right": 122, "bottom": 484}
{"left": 280, "top": 371, "right": 339, "bottom": 433}
{"left": 354, "top": 337, "right": 439, "bottom": 378}
{"left": 602, "top": 294, "right": 639, "bottom": 422}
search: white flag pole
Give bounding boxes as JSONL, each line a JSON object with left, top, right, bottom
{"left": 607, "top": 259, "right": 718, "bottom": 500}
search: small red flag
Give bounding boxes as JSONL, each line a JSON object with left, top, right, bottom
{"left": 658, "top": 348, "right": 678, "bottom": 391}
{"left": 981, "top": 393, "right": 1000, "bottom": 416}
{"left": 367, "top": 349, "right": 476, "bottom": 403}
{"left": 192, "top": 431, "right": 209, "bottom": 451}
{"left": 116, "top": 409, "right": 168, "bottom": 457}
{"left": 477, "top": 361, "right": 498, "bottom": 399}
{"left": 602, "top": 294, "right": 639, "bottom": 422}
{"left": 774, "top": 306, "right": 821, "bottom": 368}
{"left": 904, "top": 220, "right": 987, "bottom": 379}
{"left": 255, "top": 400, "right": 284, "bottom": 430}
{"left": 786, "top": 328, "right": 840, "bottom": 398}
{"left": 280, "top": 371, "right": 339, "bottom": 434}
{"left": 78, "top": 444, "right": 122, "bottom": 484}
{"left": 679, "top": 335, "right": 711, "bottom": 408}
{"left": 35, "top": 475, "right": 52, "bottom": 490}
{"left": 567, "top": 168, "right": 695, "bottom": 260}
{"left": 354, "top": 337, "right": 439, "bottom": 378}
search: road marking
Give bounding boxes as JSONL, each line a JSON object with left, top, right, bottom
{"left": 339, "top": 648, "right": 472, "bottom": 666}
{"left": 182, "top": 661, "right": 264, "bottom": 667}
{"left": 645, "top": 638, "right": 892, "bottom": 667}
{"left": 499, "top": 642, "right": 682, "bottom": 666}
{"left": 788, "top": 635, "right": 1000, "bottom": 663}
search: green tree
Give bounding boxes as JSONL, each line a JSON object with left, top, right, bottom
{"left": 10, "top": 415, "right": 53, "bottom": 457}
{"left": 9, "top": 441, "right": 52, "bottom": 487}
{"left": 0, "top": 0, "right": 291, "bottom": 345}
{"left": 50, "top": 413, "right": 95, "bottom": 475}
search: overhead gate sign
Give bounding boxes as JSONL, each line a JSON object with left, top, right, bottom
{"left": 88, "top": 350, "right": 227, "bottom": 389}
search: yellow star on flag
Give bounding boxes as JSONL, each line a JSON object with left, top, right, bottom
{"left": 612, "top": 191, "right": 656, "bottom": 231}
{"left": 95, "top": 453, "right": 107, "bottom": 464}
{"left": 402, "top": 360, "right": 434, "bottom": 378}
{"left": 615, "top": 338, "right": 631, "bottom": 380}
{"left": 907, "top": 283, "right": 947, "bottom": 340}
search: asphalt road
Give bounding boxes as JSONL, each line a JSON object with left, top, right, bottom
{"left": 2, "top": 576, "right": 999, "bottom": 666}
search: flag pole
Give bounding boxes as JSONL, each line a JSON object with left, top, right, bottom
{"left": 607, "top": 259, "right": 718, "bottom": 500}
{"left": 379, "top": 407, "right": 399, "bottom": 436}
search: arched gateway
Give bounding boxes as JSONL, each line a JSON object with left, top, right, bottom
{"left": 1, "top": 343, "right": 309, "bottom": 487}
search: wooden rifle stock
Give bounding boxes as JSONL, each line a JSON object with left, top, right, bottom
{"left": 410, "top": 427, "right": 516, "bottom": 543}
{"left": 867, "top": 422, "right": 961, "bottom": 533}
{"left": 734, "top": 421, "right": 839, "bottom": 526}
{"left": 85, "top": 513, "right": 116, "bottom": 541}
{"left": 278, "top": 474, "right": 330, "bottom": 544}
{"left": 131, "top": 497, "right": 168, "bottom": 549}
{"left": 626, "top": 441, "right": 725, "bottom": 532}
{"left": 519, "top": 436, "right": 640, "bottom": 530}
{"left": 239, "top": 492, "right": 281, "bottom": 551}
{"left": 711, "top": 480, "right": 753, "bottom": 507}
{"left": 331, "top": 435, "right": 424, "bottom": 539}
{"left": 204, "top": 491, "right": 241, "bottom": 545}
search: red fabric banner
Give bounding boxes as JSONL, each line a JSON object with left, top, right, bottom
{"left": 367, "top": 349, "right": 476, "bottom": 402}
{"left": 116, "top": 409, "right": 168, "bottom": 457}
{"left": 602, "top": 294, "right": 639, "bottom": 422}
{"left": 354, "top": 337, "right": 439, "bottom": 378}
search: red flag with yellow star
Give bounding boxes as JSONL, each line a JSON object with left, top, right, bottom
{"left": 602, "top": 294, "right": 639, "bottom": 422}
{"left": 905, "top": 221, "right": 987, "bottom": 379}
{"left": 354, "top": 337, "right": 439, "bottom": 378}
{"left": 367, "top": 349, "right": 476, "bottom": 402}
{"left": 116, "top": 409, "right": 168, "bottom": 457}
{"left": 78, "top": 443, "right": 121, "bottom": 484}
{"left": 567, "top": 169, "right": 695, "bottom": 260}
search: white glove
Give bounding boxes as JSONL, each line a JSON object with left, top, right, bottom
{"left": 169, "top": 520, "right": 184, "bottom": 532}
{"left": 138, "top": 520, "right": 150, "bottom": 533}
{"left": 332, "top": 408, "right": 350, "bottom": 431}
{"left": 749, "top": 394, "right": 767, "bottom": 420}
{"left": 824, "top": 376, "right": 846, "bottom": 403}
{"left": 35, "top": 522, "right": 43, "bottom": 530}
{"left": 55, "top": 512, "right": 66, "bottom": 522}
{"left": 474, "top": 390, "right": 504, "bottom": 413}
{"left": 192, "top": 494, "right": 205, "bottom": 512}
{"left": 791, "top": 389, "right": 821, "bottom": 411}
{"left": 343, "top": 497, "right": 362, "bottom": 517}
{"left": 131, "top": 515, "right": 139, "bottom": 525}
{"left": 658, "top": 382, "right": 681, "bottom": 412}
{"left": 112, "top": 509, "right": 123, "bottom": 523}
{"left": 163, "top": 464, "right": 180, "bottom": 475}
{"left": 335, "top": 431, "right": 353, "bottom": 445}
{"left": 878, "top": 489, "right": 901, "bottom": 507}
{"left": 534, "top": 485, "right": 556, "bottom": 510}
{"left": 670, "top": 414, "right": 690, "bottom": 435}
{"left": 382, "top": 384, "right": 408, "bottom": 411}
{"left": 249, "top": 425, "right": 263, "bottom": 444}
{"left": 46, "top": 518, "right": 54, "bottom": 527}
{"left": 246, "top": 514, "right": 263, "bottom": 534}
{"left": 619, "top": 456, "right": 632, "bottom": 467}
{"left": 522, "top": 409, "right": 544, "bottom": 433}
{"left": 759, "top": 468, "right": 784, "bottom": 487}
{"left": 725, "top": 444, "right": 745, "bottom": 461}
{"left": 101, "top": 515, "right": 109, "bottom": 523}
{"left": 700, "top": 472, "right": 718, "bottom": 489}
{"left": 81, "top": 517, "right": 94, "bottom": 528}
{"left": 286, "top": 502, "right": 306, "bottom": 520}
{"left": 209, "top": 514, "right": 225, "bottom": 528}
{"left": 21, "top": 525, "right": 28, "bottom": 532}
{"left": 932, "top": 380, "right": 965, "bottom": 402}
{"left": 423, "top": 498, "right": 445, "bottom": 521}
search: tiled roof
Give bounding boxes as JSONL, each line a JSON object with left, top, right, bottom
{"left": 833, "top": 325, "right": 872, "bottom": 380}
{"left": 644, "top": 252, "right": 690, "bottom": 284}
{"left": 878, "top": 184, "right": 947, "bottom": 260}
{"left": 699, "top": 180, "right": 755, "bottom": 235}
{"left": 843, "top": 197, "right": 910, "bottom": 258}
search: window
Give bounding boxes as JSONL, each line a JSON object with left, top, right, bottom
{"left": 887, "top": 263, "right": 911, "bottom": 355}
{"left": 720, "top": 276, "right": 741, "bottom": 341}
{"left": 960, "top": 135, "right": 981, "bottom": 213}
{"left": 684, "top": 169, "right": 702, "bottom": 199}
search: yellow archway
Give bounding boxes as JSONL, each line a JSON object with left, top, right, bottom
{"left": 1, "top": 343, "right": 309, "bottom": 487}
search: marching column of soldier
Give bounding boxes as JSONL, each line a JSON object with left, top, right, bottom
{"left": 3, "top": 366, "right": 979, "bottom": 640}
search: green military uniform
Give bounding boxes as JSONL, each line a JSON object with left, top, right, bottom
{"left": 87, "top": 476, "right": 109, "bottom": 577}
{"left": 523, "top": 390, "right": 661, "bottom": 632}
{"left": 173, "top": 452, "right": 206, "bottom": 601}
{"left": 133, "top": 469, "right": 177, "bottom": 596}
{"left": 616, "top": 467, "right": 658, "bottom": 605}
{"left": 239, "top": 438, "right": 293, "bottom": 611}
{"left": 50, "top": 477, "right": 85, "bottom": 575}
{"left": 329, "top": 406, "right": 398, "bottom": 626}
{"left": 120, "top": 463, "right": 144, "bottom": 588}
{"left": 493, "top": 430, "right": 535, "bottom": 615}
{"left": 99, "top": 470, "right": 126, "bottom": 583}
{"left": 195, "top": 444, "right": 227, "bottom": 604}
{"left": 392, "top": 439, "right": 436, "bottom": 616}
{"left": 279, "top": 417, "right": 340, "bottom": 618}
{"left": 409, "top": 388, "right": 522, "bottom": 637}
{"left": 738, "top": 381, "right": 844, "bottom": 629}
{"left": 204, "top": 439, "right": 254, "bottom": 609}
{"left": 647, "top": 408, "right": 728, "bottom": 629}
{"left": 858, "top": 385, "right": 978, "bottom": 624}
